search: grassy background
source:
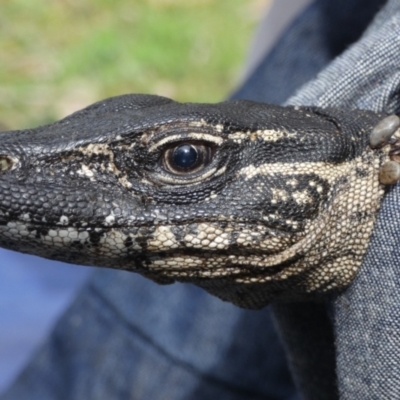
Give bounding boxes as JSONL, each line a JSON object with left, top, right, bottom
{"left": 0, "top": 0, "right": 269, "bottom": 130}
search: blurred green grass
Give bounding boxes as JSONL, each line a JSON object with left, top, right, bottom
{"left": 0, "top": 0, "right": 268, "bottom": 129}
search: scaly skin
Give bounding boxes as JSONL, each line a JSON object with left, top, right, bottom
{"left": 0, "top": 94, "right": 397, "bottom": 308}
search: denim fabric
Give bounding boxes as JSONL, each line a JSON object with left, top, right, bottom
{"left": 2, "top": 272, "right": 297, "bottom": 400}
{"left": 232, "top": 1, "right": 329, "bottom": 105}
{"left": 0, "top": 253, "right": 91, "bottom": 393}
{"left": 3, "top": 0, "right": 399, "bottom": 399}
{"left": 232, "top": 0, "right": 386, "bottom": 105}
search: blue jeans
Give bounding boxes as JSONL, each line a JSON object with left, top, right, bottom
{"left": 3, "top": 0, "right": 398, "bottom": 399}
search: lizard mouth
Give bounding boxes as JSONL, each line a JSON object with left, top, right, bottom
{"left": 143, "top": 248, "right": 306, "bottom": 283}
{"left": 0, "top": 215, "right": 318, "bottom": 280}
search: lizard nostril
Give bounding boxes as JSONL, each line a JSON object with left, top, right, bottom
{"left": 0, "top": 155, "right": 16, "bottom": 172}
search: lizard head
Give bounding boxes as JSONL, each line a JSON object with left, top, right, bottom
{"left": 0, "top": 94, "right": 388, "bottom": 308}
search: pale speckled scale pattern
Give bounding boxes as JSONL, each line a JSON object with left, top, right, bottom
{"left": 0, "top": 94, "right": 393, "bottom": 308}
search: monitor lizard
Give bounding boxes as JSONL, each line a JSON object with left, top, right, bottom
{"left": 0, "top": 94, "right": 399, "bottom": 309}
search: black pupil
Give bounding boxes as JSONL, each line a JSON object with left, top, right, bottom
{"left": 172, "top": 145, "right": 198, "bottom": 169}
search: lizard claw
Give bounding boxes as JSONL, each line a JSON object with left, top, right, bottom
{"left": 369, "top": 114, "right": 400, "bottom": 149}
{"left": 379, "top": 161, "right": 400, "bottom": 184}
{"left": 369, "top": 114, "right": 400, "bottom": 184}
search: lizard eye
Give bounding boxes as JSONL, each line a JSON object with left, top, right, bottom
{"left": 163, "top": 143, "right": 214, "bottom": 174}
